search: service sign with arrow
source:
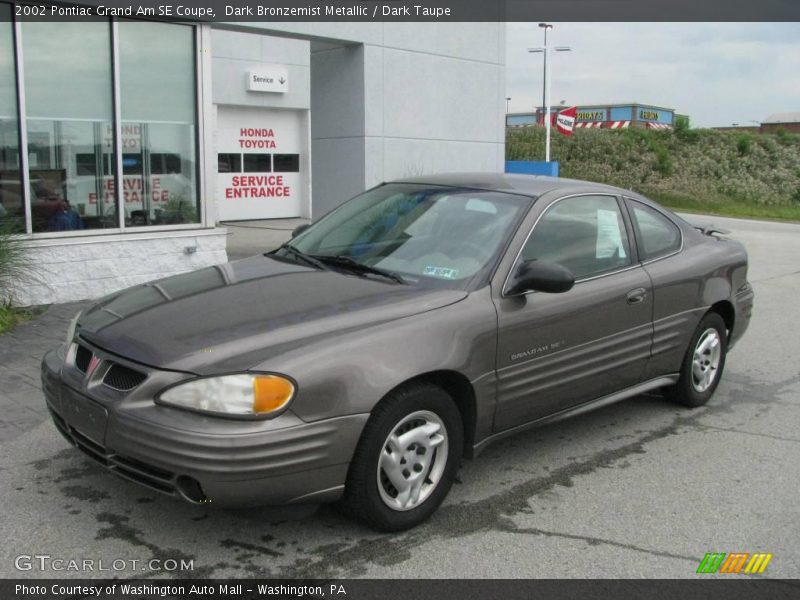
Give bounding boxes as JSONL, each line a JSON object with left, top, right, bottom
{"left": 246, "top": 68, "right": 289, "bottom": 93}
{"left": 556, "top": 106, "right": 577, "bottom": 136}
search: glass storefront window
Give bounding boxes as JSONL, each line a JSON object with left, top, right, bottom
{"left": 0, "top": 3, "right": 23, "bottom": 232}
{"left": 21, "top": 21, "right": 116, "bottom": 233}
{"left": 6, "top": 17, "right": 200, "bottom": 235}
{"left": 118, "top": 21, "right": 199, "bottom": 227}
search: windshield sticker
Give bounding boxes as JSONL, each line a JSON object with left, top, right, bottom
{"left": 596, "top": 209, "right": 627, "bottom": 259}
{"left": 424, "top": 266, "right": 459, "bottom": 279}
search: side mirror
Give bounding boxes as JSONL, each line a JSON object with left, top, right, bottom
{"left": 291, "top": 223, "right": 311, "bottom": 238}
{"left": 507, "top": 259, "right": 575, "bottom": 295}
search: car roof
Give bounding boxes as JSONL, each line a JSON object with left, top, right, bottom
{"left": 390, "top": 172, "right": 628, "bottom": 199}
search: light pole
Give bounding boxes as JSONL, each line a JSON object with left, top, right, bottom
{"left": 505, "top": 97, "right": 511, "bottom": 113}
{"left": 528, "top": 24, "right": 571, "bottom": 162}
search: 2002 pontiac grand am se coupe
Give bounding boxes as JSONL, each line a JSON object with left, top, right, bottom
{"left": 42, "top": 173, "right": 754, "bottom": 531}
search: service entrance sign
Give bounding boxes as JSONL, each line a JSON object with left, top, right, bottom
{"left": 216, "top": 106, "right": 307, "bottom": 220}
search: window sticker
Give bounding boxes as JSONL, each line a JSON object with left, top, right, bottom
{"left": 424, "top": 266, "right": 459, "bottom": 279}
{"left": 596, "top": 209, "right": 627, "bottom": 259}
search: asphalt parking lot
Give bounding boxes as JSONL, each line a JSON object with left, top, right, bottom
{"left": 0, "top": 213, "right": 798, "bottom": 579}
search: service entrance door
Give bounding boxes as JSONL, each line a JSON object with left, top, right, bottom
{"left": 216, "top": 106, "right": 307, "bottom": 220}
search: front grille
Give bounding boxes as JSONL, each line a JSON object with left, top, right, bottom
{"left": 49, "top": 407, "right": 178, "bottom": 497}
{"left": 75, "top": 345, "right": 92, "bottom": 373}
{"left": 103, "top": 363, "right": 147, "bottom": 391}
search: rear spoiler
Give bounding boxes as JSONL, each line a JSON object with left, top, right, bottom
{"left": 695, "top": 224, "right": 732, "bottom": 237}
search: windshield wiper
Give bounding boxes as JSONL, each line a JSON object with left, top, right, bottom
{"left": 270, "top": 243, "right": 327, "bottom": 270}
{"left": 312, "top": 255, "right": 406, "bottom": 284}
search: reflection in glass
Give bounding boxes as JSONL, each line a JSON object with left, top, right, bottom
{"left": 289, "top": 184, "right": 529, "bottom": 287}
{"left": 0, "top": 4, "right": 23, "bottom": 231}
{"left": 522, "top": 195, "right": 631, "bottom": 279}
{"left": 22, "top": 21, "right": 116, "bottom": 232}
{"left": 218, "top": 153, "right": 241, "bottom": 173}
{"left": 118, "top": 21, "right": 199, "bottom": 227}
{"left": 273, "top": 154, "right": 300, "bottom": 172}
{"left": 243, "top": 153, "right": 271, "bottom": 173}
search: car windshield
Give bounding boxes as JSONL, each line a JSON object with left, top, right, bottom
{"left": 283, "top": 183, "right": 532, "bottom": 288}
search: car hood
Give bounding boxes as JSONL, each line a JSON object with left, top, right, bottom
{"left": 76, "top": 255, "right": 467, "bottom": 374}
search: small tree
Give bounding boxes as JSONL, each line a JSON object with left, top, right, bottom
{"left": 674, "top": 115, "right": 690, "bottom": 134}
{"left": 673, "top": 115, "right": 699, "bottom": 142}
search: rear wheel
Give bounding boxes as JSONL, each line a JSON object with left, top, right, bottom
{"left": 341, "top": 382, "right": 463, "bottom": 531}
{"left": 666, "top": 312, "right": 728, "bottom": 407}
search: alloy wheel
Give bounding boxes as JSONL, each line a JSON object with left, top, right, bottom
{"left": 691, "top": 328, "right": 722, "bottom": 392}
{"left": 377, "top": 410, "right": 449, "bottom": 511}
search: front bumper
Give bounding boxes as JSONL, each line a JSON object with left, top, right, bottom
{"left": 41, "top": 347, "right": 368, "bottom": 507}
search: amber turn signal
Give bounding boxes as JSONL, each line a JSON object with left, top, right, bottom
{"left": 252, "top": 375, "right": 295, "bottom": 414}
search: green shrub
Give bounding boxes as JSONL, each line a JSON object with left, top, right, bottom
{"left": 673, "top": 115, "right": 700, "bottom": 143}
{"left": 736, "top": 134, "right": 752, "bottom": 156}
{"left": 0, "top": 303, "right": 14, "bottom": 332}
{"left": 0, "top": 225, "right": 32, "bottom": 303}
{"left": 654, "top": 146, "right": 674, "bottom": 177}
{"left": 505, "top": 125, "right": 800, "bottom": 215}
{"left": 673, "top": 115, "right": 690, "bottom": 134}
{"left": 0, "top": 303, "right": 37, "bottom": 334}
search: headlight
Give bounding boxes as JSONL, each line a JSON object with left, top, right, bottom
{"left": 65, "top": 311, "right": 81, "bottom": 346}
{"left": 157, "top": 374, "right": 296, "bottom": 419}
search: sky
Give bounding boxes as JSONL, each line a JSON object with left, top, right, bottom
{"left": 505, "top": 22, "right": 800, "bottom": 127}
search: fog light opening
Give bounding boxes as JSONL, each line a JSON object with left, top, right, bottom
{"left": 176, "top": 476, "right": 208, "bottom": 504}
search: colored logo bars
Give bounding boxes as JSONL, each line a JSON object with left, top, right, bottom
{"left": 696, "top": 552, "right": 773, "bottom": 574}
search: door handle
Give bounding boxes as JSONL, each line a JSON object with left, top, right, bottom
{"left": 626, "top": 288, "right": 647, "bottom": 304}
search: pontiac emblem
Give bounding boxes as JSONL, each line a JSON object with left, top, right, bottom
{"left": 86, "top": 355, "right": 101, "bottom": 378}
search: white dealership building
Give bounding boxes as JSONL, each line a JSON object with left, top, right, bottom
{"left": 0, "top": 7, "right": 506, "bottom": 304}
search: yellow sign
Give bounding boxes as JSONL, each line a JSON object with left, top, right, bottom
{"left": 578, "top": 111, "right": 604, "bottom": 121}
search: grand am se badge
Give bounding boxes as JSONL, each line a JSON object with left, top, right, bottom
{"left": 511, "top": 341, "right": 566, "bottom": 361}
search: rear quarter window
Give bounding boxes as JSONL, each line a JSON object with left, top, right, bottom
{"left": 628, "top": 200, "right": 681, "bottom": 260}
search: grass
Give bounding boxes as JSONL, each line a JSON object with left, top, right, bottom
{"left": 1, "top": 223, "right": 38, "bottom": 331}
{"left": 507, "top": 126, "right": 800, "bottom": 222}
{"left": 652, "top": 193, "right": 800, "bottom": 222}
{"left": 0, "top": 303, "right": 42, "bottom": 335}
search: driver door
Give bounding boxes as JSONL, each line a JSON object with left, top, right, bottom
{"left": 492, "top": 194, "right": 653, "bottom": 430}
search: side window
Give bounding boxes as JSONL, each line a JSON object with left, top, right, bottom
{"left": 629, "top": 201, "right": 681, "bottom": 260}
{"left": 522, "top": 195, "right": 631, "bottom": 280}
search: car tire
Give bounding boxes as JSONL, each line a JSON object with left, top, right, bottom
{"left": 666, "top": 312, "right": 728, "bottom": 407}
{"left": 341, "top": 381, "right": 463, "bottom": 532}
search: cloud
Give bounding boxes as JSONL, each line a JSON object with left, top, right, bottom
{"left": 506, "top": 23, "right": 800, "bottom": 127}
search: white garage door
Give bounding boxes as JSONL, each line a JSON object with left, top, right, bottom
{"left": 216, "top": 106, "right": 307, "bottom": 220}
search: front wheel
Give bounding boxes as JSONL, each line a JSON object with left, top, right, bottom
{"left": 341, "top": 382, "right": 463, "bottom": 531}
{"left": 666, "top": 312, "right": 728, "bottom": 407}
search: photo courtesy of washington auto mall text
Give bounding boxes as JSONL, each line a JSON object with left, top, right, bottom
{"left": 15, "top": 583, "right": 347, "bottom": 598}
